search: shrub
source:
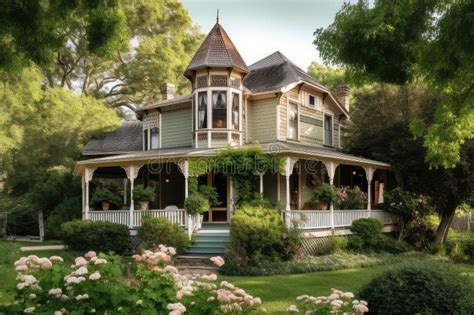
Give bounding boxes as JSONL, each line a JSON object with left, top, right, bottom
{"left": 336, "top": 186, "right": 367, "bottom": 209}
{"left": 226, "top": 205, "right": 300, "bottom": 267}
{"left": 359, "top": 262, "right": 474, "bottom": 314}
{"left": 138, "top": 216, "right": 190, "bottom": 254}
{"left": 61, "top": 220, "right": 129, "bottom": 254}
{"left": 184, "top": 193, "right": 209, "bottom": 215}
{"left": 243, "top": 193, "right": 273, "bottom": 208}
{"left": 90, "top": 187, "right": 121, "bottom": 208}
{"left": 446, "top": 238, "right": 474, "bottom": 263}
{"left": 349, "top": 218, "right": 408, "bottom": 253}
{"left": 310, "top": 183, "right": 338, "bottom": 205}
{"left": 328, "top": 235, "right": 348, "bottom": 253}
{"left": 403, "top": 219, "right": 436, "bottom": 250}
{"left": 198, "top": 185, "right": 221, "bottom": 206}
{"left": 132, "top": 184, "right": 156, "bottom": 203}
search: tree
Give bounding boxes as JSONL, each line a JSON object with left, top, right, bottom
{"left": 306, "top": 62, "right": 347, "bottom": 92}
{"left": 42, "top": 0, "right": 203, "bottom": 109}
{"left": 346, "top": 83, "right": 474, "bottom": 243}
{"left": 0, "top": 0, "right": 128, "bottom": 72}
{"left": 314, "top": 0, "right": 474, "bottom": 168}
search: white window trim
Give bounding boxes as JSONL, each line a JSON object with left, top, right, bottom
{"left": 287, "top": 98, "right": 300, "bottom": 141}
{"left": 323, "top": 112, "right": 334, "bottom": 147}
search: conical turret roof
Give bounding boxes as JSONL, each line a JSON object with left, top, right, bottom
{"left": 185, "top": 22, "right": 249, "bottom": 78}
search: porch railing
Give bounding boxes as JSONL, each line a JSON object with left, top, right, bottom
{"left": 290, "top": 209, "right": 393, "bottom": 230}
{"left": 89, "top": 209, "right": 187, "bottom": 228}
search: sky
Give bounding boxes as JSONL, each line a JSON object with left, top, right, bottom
{"left": 181, "top": 0, "right": 349, "bottom": 70}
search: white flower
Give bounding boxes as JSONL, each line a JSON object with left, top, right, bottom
{"left": 28, "top": 294, "right": 36, "bottom": 300}
{"left": 54, "top": 311, "right": 63, "bottom": 315}
{"left": 287, "top": 305, "right": 299, "bottom": 313}
{"left": 21, "top": 275, "right": 37, "bottom": 285}
{"left": 15, "top": 265, "right": 28, "bottom": 271}
{"left": 164, "top": 265, "right": 178, "bottom": 274}
{"left": 76, "top": 294, "right": 89, "bottom": 301}
{"left": 30, "top": 284, "right": 42, "bottom": 292}
{"left": 74, "top": 266, "right": 88, "bottom": 276}
{"left": 24, "top": 307, "right": 35, "bottom": 313}
{"left": 136, "top": 299, "right": 143, "bottom": 305}
{"left": 50, "top": 256, "right": 64, "bottom": 262}
{"left": 89, "top": 271, "right": 101, "bottom": 281}
{"left": 168, "top": 247, "right": 176, "bottom": 255}
{"left": 74, "top": 257, "right": 88, "bottom": 267}
{"left": 342, "top": 292, "right": 354, "bottom": 299}
{"left": 90, "top": 309, "right": 96, "bottom": 313}
{"left": 94, "top": 258, "right": 107, "bottom": 265}
{"left": 48, "top": 288, "right": 62, "bottom": 297}
{"left": 17, "top": 283, "right": 27, "bottom": 290}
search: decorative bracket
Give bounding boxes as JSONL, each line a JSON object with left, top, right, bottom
{"left": 84, "top": 167, "right": 97, "bottom": 183}
{"left": 363, "top": 166, "right": 375, "bottom": 183}
{"left": 177, "top": 160, "right": 189, "bottom": 178}
{"left": 322, "top": 161, "right": 338, "bottom": 184}
{"left": 122, "top": 165, "right": 143, "bottom": 181}
{"left": 280, "top": 157, "right": 299, "bottom": 177}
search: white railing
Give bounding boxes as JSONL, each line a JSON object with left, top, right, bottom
{"left": 89, "top": 209, "right": 187, "bottom": 228}
{"left": 291, "top": 209, "right": 393, "bottom": 230}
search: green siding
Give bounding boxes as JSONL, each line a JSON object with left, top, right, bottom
{"left": 247, "top": 98, "right": 277, "bottom": 143}
{"left": 161, "top": 109, "right": 192, "bottom": 148}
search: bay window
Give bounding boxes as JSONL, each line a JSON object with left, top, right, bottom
{"left": 288, "top": 101, "right": 298, "bottom": 140}
{"left": 232, "top": 93, "right": 239, "bottom": 130}
{"left": 212, "top": 91, "right": 227, "bottom": 128}
{"left": 197, "top": 92, "right": 207, "bottom": 129}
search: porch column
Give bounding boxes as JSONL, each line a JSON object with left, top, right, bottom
{"left": 281, "top": 157, "right": 298, "bottom": 225}
{"left": 178, "top": 160, "right": 190, "bottom": 198}
{"left": 323, "top": 161, "right": 338, "bottom": 230}
{"left": 363, "top": 166, "right": 375, "bottom": 216}
{"left": 83, "top": 167, "right": 96, "bottom": 220}
{"left": 123, "top": 179, "right": 128, "bottom": 205}
{"left": 255, "top": 172, "right": 265, "bottom": 195}
{"left": 123, "top": 165, "right": 142, "bottom": 228}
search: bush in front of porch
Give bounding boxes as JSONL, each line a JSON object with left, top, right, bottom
{"left": 137, "top": 216, "right": 190, "bottom": 254}
{"left": 224, "top": 205, "right": 300, "bottom": 269}
{"left": 61, "top": 220, "right": 130, "bottom": 254}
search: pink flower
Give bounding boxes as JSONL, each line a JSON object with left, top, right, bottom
{"left": 132, "top": 255, "right": 142, "bottom": 262}
{"left": 210, "top": 256, "right": 225, "bottom": 267}
{"left": 84, "top": 251, "right": 97, "bottom": 259}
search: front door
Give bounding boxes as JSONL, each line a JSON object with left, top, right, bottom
{"left": 199, "top": 173, "right": 228, "bottom": 223}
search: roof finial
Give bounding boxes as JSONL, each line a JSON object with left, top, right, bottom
{"left": 216, "top": 9, "right": 219, "bottom": 24}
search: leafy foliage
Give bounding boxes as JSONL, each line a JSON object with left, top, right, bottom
{"left": 61, "top": 220, "right": 130, "bottom": 254}
{"left": 226, "top": 206, "right": 300, "bottom": 267}
{"left": 359, "top": 262, "right": 474, "bottom": 315}
{"left": 184, "top": 193, "right": 209, "bottom": 215}
{"left": 132, "top": 185, "right": 155, "bottom": 203}
{"left": 346, "top": 83, "right": 474, "bottom": 243}
{"left": 335, "top": 186, "right": 367, "bottom": 210}
{"left": 314, "top": 0, "right": 474, "bottom": 167}
{"left": 310, "top": 183, "right": 338, "bottom": 205}
{"left": 90, "top": 188, "right": 122, "bottom": 208}
{"left": 137, "top": 216, "right": 190, "bottom": 254}
{"left": 306, "top": 62, "right": 347, "bottom": 93}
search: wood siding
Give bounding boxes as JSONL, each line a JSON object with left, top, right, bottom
{"left": 247, "top": 98, "right": 277, "bottom": 143}
{"left": 161, "top": 108, "right": 192, "bottom": 148}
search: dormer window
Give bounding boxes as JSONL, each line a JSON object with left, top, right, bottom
{"left": 307, "top": 93, "right": 322, "bottom": 111}
{"left": 212, "top": 91, "right": 227, "bottom": 128}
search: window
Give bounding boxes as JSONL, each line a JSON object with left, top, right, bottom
{"left": 197, "top": 92, "right": 207, "bottom": 129}
{"left": 212, "top": 91, "right": 227, "bottom": 128}
{"left": 288, "top": 101, "right": 298, "bottom": 140}
{"left": 232, "top": 93, "right": 239, "bottom": 130}
{"left": 150, "top": 127, "right": 159, "bottom": 149}
{"left": 308, "top": 95, "right": 315, "bottom": 107}
{"left": 143, "top": 130, "right": 149, "bottom": 150}
{"left": 324, "top": 114, "right": 333, "bottom": 146}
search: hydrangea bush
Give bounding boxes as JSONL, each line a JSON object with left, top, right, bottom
{"left": 287, "top": 288, "right": 369, "bottom": 314}
{"left": 4, "top": 246, "right": 264, "bottom": 314}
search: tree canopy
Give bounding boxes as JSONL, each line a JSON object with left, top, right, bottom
{"left": 346, "top": 83, "right": 474, "bottom": 243}
{"left": 314, "top": 0, "right": 473, "bottom": 168}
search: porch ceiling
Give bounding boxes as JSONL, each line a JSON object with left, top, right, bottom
{"left": 74, "top": 141, "right": 389, "bottom": 176}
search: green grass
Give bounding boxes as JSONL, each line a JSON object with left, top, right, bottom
{"left": 220, "top": 263, "right": 474, "bottom": 314}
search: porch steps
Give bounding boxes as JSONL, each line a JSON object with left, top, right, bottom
{"left": 175, "top": 256, "right": 218, "bottom": 275}
{"left": 186, "top": 224, "right": 230, "bottom": 256}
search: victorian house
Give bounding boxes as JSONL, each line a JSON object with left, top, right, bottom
{"left": 74, "top": 20, "right": 394, "bottom": 255}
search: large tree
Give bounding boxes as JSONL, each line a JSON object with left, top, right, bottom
{"left": 347, "top": 83, "right": 474, "bottom": 243}
{"left": 314, "top": 0, "right": 474, "bottom": 168}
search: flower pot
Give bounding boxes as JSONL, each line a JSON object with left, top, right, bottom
{"left": 102, "top": 201, "right": 110, "bottom": 211}
{"left": 319, "top": 202, "right": 328, "bottom": 210}
{"left": 139, "top": 201, "right": 149, "bottom": 211}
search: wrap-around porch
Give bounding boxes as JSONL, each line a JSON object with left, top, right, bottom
{"left": 75, "top": 144, "right": 396, "bottom": 235}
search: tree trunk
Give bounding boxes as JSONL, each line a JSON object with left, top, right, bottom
{"left": 435, "top": 209, "right": 456, "bottom": 244}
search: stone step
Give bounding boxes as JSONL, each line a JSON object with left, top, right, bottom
{"left": 187, "top": 247, "right": 225, "bottom": 255}
{"left": 193, "top": 235, "right": 230, "bottom": 242}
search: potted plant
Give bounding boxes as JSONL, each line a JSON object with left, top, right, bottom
{"left": 310, "top": 183, "right": 338, "bottom": 210}
{"left": 184, "top": 193, "right": 209, "bottom": 230}
{"left": 336, "top": 186, "right": 367, "bottom": 210}
{"left": 133, "top": 185, "right": 156, "bottom": 210}
{"left": 91, "top": 187, "right": 121, "bottom": 211}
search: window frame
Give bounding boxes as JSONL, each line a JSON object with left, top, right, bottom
{"left": 212, "top": 90, "right": 228, "bottom": 129}
{"left": 150, "top": 127, "right": 160, "bottom": 150}
{"left": 287, "top": 99, "right": 300, "bottom": 141}
{"left": 323, "top": 113, "right": 334, "bottom": 146}
{"left": 197, "top": 91, "right": 208, "bottom": 129}
{"left": 231, "top": 92, "right": 240, "bottom": 130}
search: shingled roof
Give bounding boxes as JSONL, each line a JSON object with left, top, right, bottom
{"left": 83, "top": 121, "right": 143, "bottom": 156}
{"left": 185, "top": 22, "right": 249, "bottom": 78}
{"left": 243, "top": 51, "right": 327, "bottom": 93}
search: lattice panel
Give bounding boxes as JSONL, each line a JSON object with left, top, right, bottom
{"left": 196, "top": 76, "right": 208, "bottom": 88}
{"left": 210, "top": 75, "right": 228, "bottom": 87}
{"left": 300, "top": 236, "right": 331, "bottom": 256}
{"left": 230, "top": 78, "right": 241, "bottom": 89}
{"left": 212, "top": 132, "right": 227, "bottom": 140}
{"left": 198, "top": 133, "right": 208, "bottom": 141}
{"left": 143, "top": 111, "right": 160, "bottom": 129}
